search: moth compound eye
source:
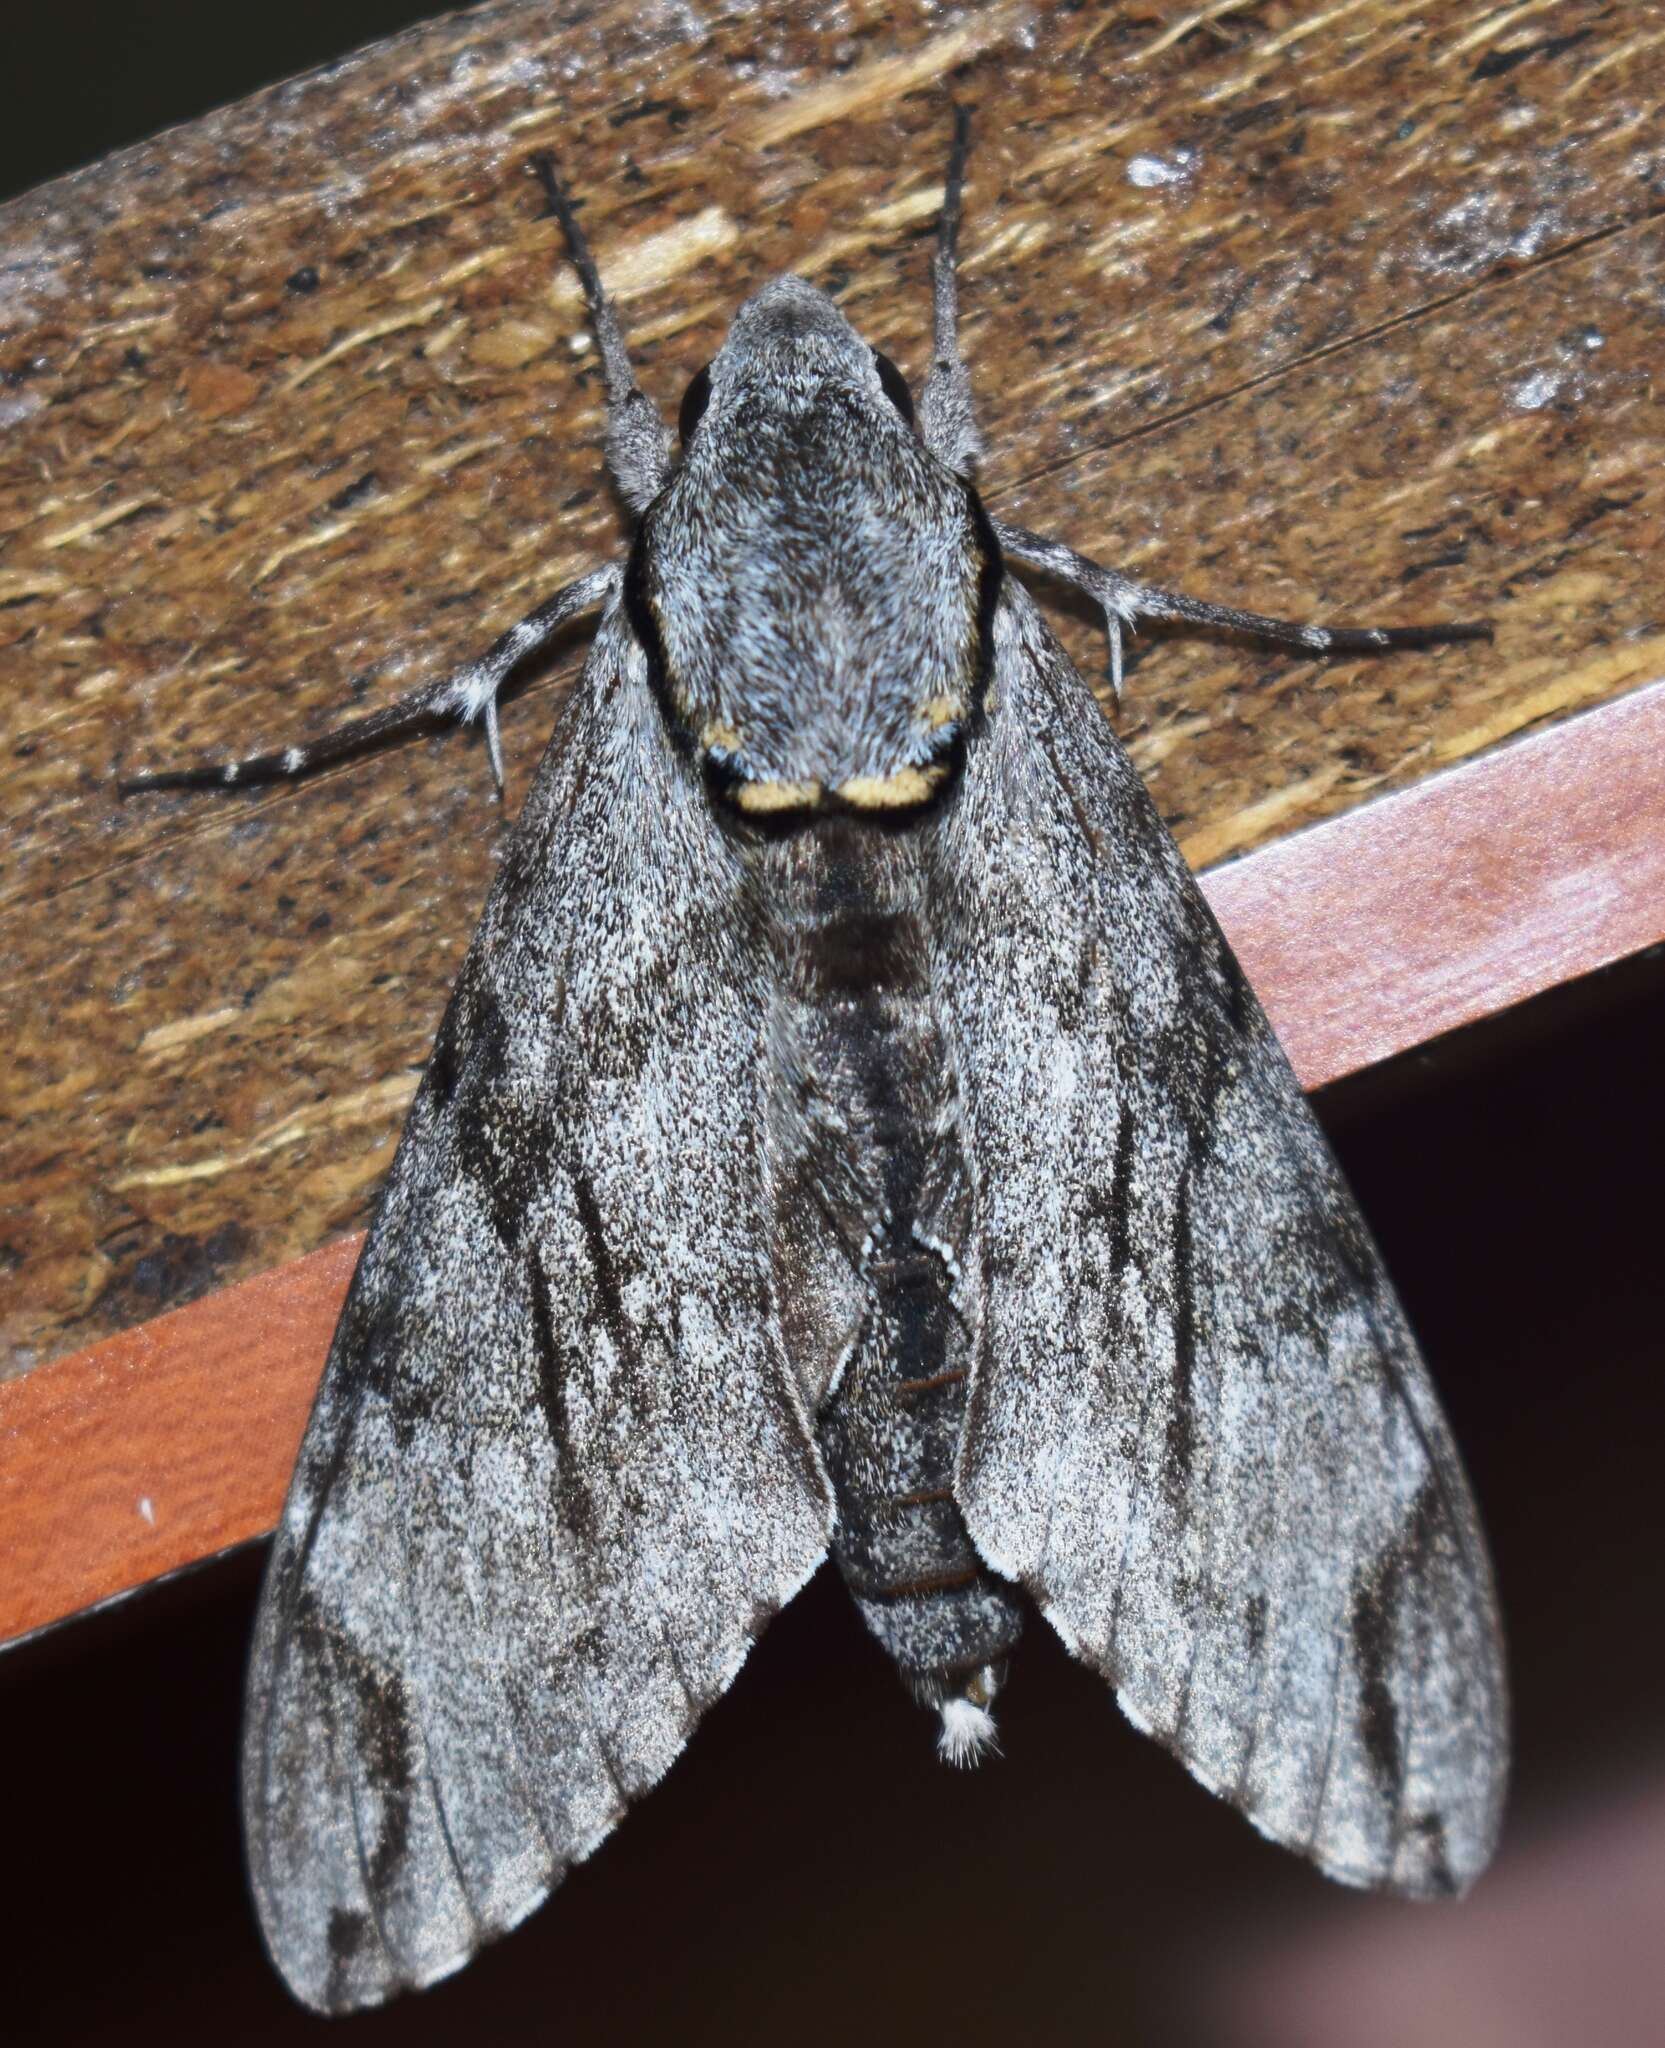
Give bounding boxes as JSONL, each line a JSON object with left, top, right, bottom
{"left": 872, "top": 350, "right": 915, "bottom": 425}
{"left": 679, "top": 363, "right": 712, "bottom": 443}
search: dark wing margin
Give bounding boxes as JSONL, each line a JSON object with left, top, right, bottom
{"left": 929, "top": 585, "right": 1507, "bottom": 1895}
{"left": 243, "top": 601, "right": 833, "bottom": 2012}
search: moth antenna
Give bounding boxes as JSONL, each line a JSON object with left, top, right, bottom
{"left": 994, "top": 518, "right": 1491, "bottom": 706}
{"left": 118, "top": 564, "right": 618, "bottom": 800}
{"left": 934, "top": 102, "right": 971, "bottom": 350}
{"left": 528, "top": 154, "right": 672, "bottom": 514}
{"left": 920, "top": 104, "right": 983, "bottom": 476}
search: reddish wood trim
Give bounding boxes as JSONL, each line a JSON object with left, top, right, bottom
{"left": 1203, "top": 678, "right": 1665, "bottom": 1091}
{"left": 5, "top": 677, "right": 1663, "bottom": 1650}
{"left": 0, "top": 1235, "right": 361, "bottom": 1648}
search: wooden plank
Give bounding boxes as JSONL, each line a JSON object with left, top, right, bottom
{"left": 3, "top": 0, "right": 1660, "bottom": 1383}
{"left": 1211, "top": 676, "right": 1665, "bottom": 1089}
{"left": 5, "top": 673, "right": 1663, "bottom": 1650}
{"left": 0, "top": 1236, "right": 358, "bottom": 1648}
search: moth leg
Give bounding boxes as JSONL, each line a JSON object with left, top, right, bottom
{"left": 529, "top": 156, "right": 672, "bottom": 516}
{"left": 119, "top": 563, "right": 620, "bottom": 799}
{"left": 994, "top": 519, "right": 1492, "bottom": 705}
{"left": 920, "top": 106, "right": 982, "bottom": 478}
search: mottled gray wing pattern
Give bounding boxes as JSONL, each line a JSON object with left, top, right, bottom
{"left": 931, "top": 586, "right": 1506, "bottom": 1894}
{"left": 244, "top": 605, "right": 833, "bottom": 2012}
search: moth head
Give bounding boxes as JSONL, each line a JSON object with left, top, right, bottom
{"left": 677, "top": 276, "right": 915, "bottom": 451}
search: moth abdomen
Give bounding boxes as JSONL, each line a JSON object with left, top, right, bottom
{"left": 757, "top": 824, "right": 1023, "bottom": 1760}
{"left": 821, "top": 1310, "right": 1025, "bottom": 1772}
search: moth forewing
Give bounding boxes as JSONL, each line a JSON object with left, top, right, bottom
{"left": 932, "top": 590, "right": 1505, "bottom": 1896}
{"left": 241, "top": 609, "right": 832, "bottom": 2011}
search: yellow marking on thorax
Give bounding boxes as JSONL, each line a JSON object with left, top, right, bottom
{"left": 836, "top": 763, "right": 948, "bottom": 810}
{"left": 915, "top": 693, "right": 961, "bottom": 731}
{"left": 700, "top": 719, "right": 746, "bottom": 754}
{"left": 733, "top": 777, "right": 825, "bottom": 815}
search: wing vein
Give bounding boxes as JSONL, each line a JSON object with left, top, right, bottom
{"left": 1309, "top": 1606, "right": 1350, "bottom": 1860}
{"left": 325, "top": 1629, "right": 404, "bottom": 1989}
{"left": 388, "top": 1439, "right": 484, "bottom": 1941}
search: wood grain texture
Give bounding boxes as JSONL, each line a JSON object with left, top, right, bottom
{"left": 7, "top": 671, "right": 1664, "bottom": 1650}
{"left": 1, "top": 0, "right": 1660, "bottom": 1385}
{"left": 1210, "top": 674, "right": 1665, "bottom": 1089}
{"left": 0, "top": 1235, "right": 359, "bottom": 1648}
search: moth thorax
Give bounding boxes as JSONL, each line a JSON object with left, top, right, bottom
{"left": 635, "top": 401, "right": 993, "bottom": 826}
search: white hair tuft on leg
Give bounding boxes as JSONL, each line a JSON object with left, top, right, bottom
{"left": 937, "top": 1696, "right": 1000, "bottom": 1767}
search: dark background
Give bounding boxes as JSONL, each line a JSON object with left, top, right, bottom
{"left": 11, "top": 946, "right": 1664, "bottom": 2044}
{"left": 3, "top": 5, "right": 446, "bottom": 202}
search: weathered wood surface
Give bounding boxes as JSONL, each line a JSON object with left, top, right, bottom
{"left": 1205, "top": 676, "right": 1665, "bottom": 1083}
{"left": 2, "top": 0, "right": 1661, "bottom": 1380}
{"left": 9, "top": 671, "right": 1665, "bottom": 1651}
